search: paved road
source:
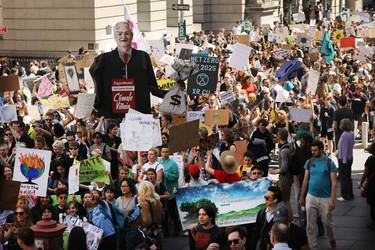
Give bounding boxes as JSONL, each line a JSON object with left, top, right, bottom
{"left": 162, "top": 148, "right": 375, "bottom": 250}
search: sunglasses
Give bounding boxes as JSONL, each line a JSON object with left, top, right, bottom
{"left": 58, "top": 196, "right": 68, "bottom": 200}
{"left": 252, "top": 172, "right": 262, "bottom": 175}
{"left": 14, "top": 211, "right": 25, "bottom": 216}
{"left": 264, "top": 196, "right": 273, "bottom": 201}
{"left": 45, "top": 119, "right": 52, "bottom": 121}
{"left": 227, "top": 239, "right": 240, "bottom": 245}
{"left": 69, "top": 147, "right": 78, "bottom": 150}
{"left": 5, "top": 133, "right": 12, "bottom": 136}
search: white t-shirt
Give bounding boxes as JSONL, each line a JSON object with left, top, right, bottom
{"left": 141, "top": 161, "right": 164, "bottom": 180}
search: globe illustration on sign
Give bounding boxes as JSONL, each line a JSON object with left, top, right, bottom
{"left": 19, "top": 153, "right": 45, "bottom": 184}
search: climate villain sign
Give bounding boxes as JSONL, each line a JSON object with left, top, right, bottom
{"left": 187, "top": 54, "right": 219, "bottom": 99}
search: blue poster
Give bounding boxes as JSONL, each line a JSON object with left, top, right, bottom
{"left": 175, "top": 178, "right": 272, "bottom": 230}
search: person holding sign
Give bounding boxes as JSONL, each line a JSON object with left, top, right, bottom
{"left": 90, "top": 21, "right": 167, "bottom": 117}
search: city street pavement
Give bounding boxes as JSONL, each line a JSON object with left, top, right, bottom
{"left": 162, "top": 148, "right": 375, "bottom": 250}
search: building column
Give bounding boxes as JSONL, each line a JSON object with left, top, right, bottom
{"left": 137, "top": 0, "right": 167, "bottom": 40}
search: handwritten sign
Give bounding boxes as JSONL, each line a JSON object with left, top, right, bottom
{"left": 79, "top": 155, "right": 109, "bottom": 183}
{"left": 204, "top": 110, "right": 230, "bottom": 126}
{"left": 220, "top": 91, "right": 236, "bottom": 104}
{"left": 123, "top": 113, "right": 154, "bottom": 151}
{"left": 157, "top": 79, "right": 175, "bottom": 90}
{"left": 37, "top": 76, "right": 53, "bottom": 99}
{"left": 13, "top": 148, "right": 52, "bottom": 196}
{"left": 68, "top": 164, "right": 80, "bottom": 194}
{"left": 187, "top": 111, "right": 205, "bottom": 122}
{"left": 26, "top": 105, "right": 41, "bottom": 121}
{"left": 147, "top": 39, "right": 165, "bottom": 64}
{"left": 307, "top": 67, "right": 320, "bottom": 94}
{"left": 75, "top": 93, "right": 96, "bottom": 118}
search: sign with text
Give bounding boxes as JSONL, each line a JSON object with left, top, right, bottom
{"left": 111, "top": 78, "right": 135, "bottom": 113}
{"left": 157, "top": 79, "right": 175, "bottom": 91}
{"left": 75, "top": 93, "right": 96, "bottom": 118}
{"left": 204, "top": 109, "right": 230, "bottom": 126}
{"left": 187, "top": 55, "right": 219, "bottom": 98}
{"left": 176, "top": 178, "right": 271, "bottom": 230}
{"left": 13, "top": 148, "right": 51, "bottom": 196}
{"left": 79, "top": 155, "right": 109, "bottom": 183}
{"left": 123, "top": 113, "right": 154, "bottom": 151}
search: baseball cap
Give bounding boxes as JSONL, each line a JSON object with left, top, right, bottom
{"left": 274, "top": 204, "right": 289, "bottom": 222}
{"left": 188, "top": 164, "right": 200, "bottom": 175}
{"left": 140, "top": 151, "right": 148, "bottom": 156}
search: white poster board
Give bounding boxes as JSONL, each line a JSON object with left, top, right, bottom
{"left": 123, "top": 114, "right": 154, "bottom": 151}
{"left": 26, "top": 105, "right": 41, "bottom": 121}
{"left": 187, "top": 111, "right": 205, "bottom": 122}
{"left": 75, "top": 93, "right": 96, "bottom": 118}
{"left": 13, "top": 148, "right": 52, "bottom": 196}
{"left": 170, "top": 154, "right": 184, "bottom": 188}
{"left": 289, "top": 107, "right": 312, "bottom": 123}
{"left": 0, "top": 105, "right": 18, "bottom": 123}
{"left": 229, "top": 43, "right": 253, "bottom": 70}
{"left": 220, "top": 91, "right": 236, "bottom": 104}
{"left": 307, "top": 67, "right": 320, "bottom": 95}
{"left": 147, "top": 39, "right": 166, "bottom": 64}
{"left": 64, "top": 65, "right": 80, "bottom": 92}
{"left": 68, "top": 164, "right": 80, "bottom": 194}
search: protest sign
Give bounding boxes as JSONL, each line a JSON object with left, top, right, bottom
{"left": 234, "top": 140, "right": 248, "bottom": 166}
{"left": 65, "top": 216, "right": 103, "bottom": 250}
{"left": 40, "top": 92, "right": 70, "bottom": 114}
{"left": 75, "top": 53, "right": 97, "bottom": 74}
{"left": 147, "top": 39, "right": 165, "bottom": 64}
{"left": 13, "top": 148, "right": 51, "bottom": 196}
{"left": 123, "top": 113, "right": 154, "bottom": 151}
{"left": 340, "top": 37, "right": 355, "bottom": 48}
{"left": 310, "top": 19, "right": 316, "bottom": 26}
{"left": 199, "top": 133, "right": 219, "bottom": 154}
{"left": 68, "top": 164, "right": 80, "bottom": 194}
{"left": 0, "top": 179, "right": 21, "bottom": 210}
{"left": 187, "top": 111, "right": 205, "bottom": 122}
{"left": 275, "top": 26, "right": 289, "bottom": 38}
{"left": 187, "top": 55, "right": 219, "bottom": 98}
{"left": 220, "top": 91, "right": 236, "bottom": 104}
{"left": 169, "top": 119, "right": 200, "bottom": 153}
{"left": 176, "top": 178, "right": 272, "bottom": 230}
{"left": 75, "top": 93, "right": 96, "bottom": 119}
{"left": 0, "top": 105, "right": 18, "bottom": 123}
{"left": 268, "top": 32, "right": 283, "bottom": 43}
{"left": 37, "top": 76, "right": 53, "bottom": 99}
{"left": 307, "top": 53, "right": 319, "bottom": 62}
{"left": 235, "top": 34, "right": 250, "bottom": 45}
{"left": 83, "top": 67, "right": 95, "bottom": 91}
{"left": 293, "top": 12, "right": 306, "bottom": 23}
{"left": 159, "top": 54, "right": 176, "bottom": 65}
{"left": 64, "top": 65, "right": 80, "bottom": 92}
{"left": 176, "top": 43, "right": 197, "bottom": 57}
{"left": 295, "top": 34, "right": 311, "bottom": 47}
{"left": 289, "top": 107, "right": 312, "bottom": 123}
{"left": 159, "top": 85, "right": 187, "bottom": 114}
{"left": 307, "top": 67, "right": 320, "bottom": 94}
{"left": 157, "top": 79, "right": 175, "bottom": 91}
{"left": 179, "top": 48, "right": 193, "bottom": 60}
{"left": 229, "top": 43, "right": 252, "bottom": 70}
{"left": 26, "top": 105, "right": 41, "bottom": 121}
{"left": 79, "top": 155, "right": 109, "bottom": 183}
{"left": 275, "top": 89, "right": 292, "bottom": 103}
{"left": 354, "top": 46, "right": 371, "bottom": 61}
{"left": 152, "top": 119, "right": 162, "bottom": 147}
{"left": 0, "top": 75, "right": 21, "bottom": 92}
{"left": 204, "top": 110, "right": 230, "bottom": 126}
{"left": 274, "top": 49, "right": 291, "bottom": 59}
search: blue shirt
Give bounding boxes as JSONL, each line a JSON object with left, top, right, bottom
{"left": 91, "top": 202, "right": 116, "bottom": 238}
{"left": 158, "top": 157, "right": 179, "bottom": 199}
{"left": 304, "top": 156, "right": 337, "bottom": 198}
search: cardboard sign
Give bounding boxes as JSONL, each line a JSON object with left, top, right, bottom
{"left": 187, "top": 55, "right": 219, "bottom": 99}
{"left": 220, "top": 91, "right": 236, "bottom": 104}
{"left": 307, "top": 53, "right": 319, "bottom": 62}
{"left": 0, "top": 179, "right": 21, "bottom": 210}
{"left": 289, "top": 107, "right": 312, "bottom": 123}
{"left": 13, "top": 148, "right": 52, "bottom": 196}
{"left": 235, "top": 34, "right": 250, "bottom": 45}
{"left": 75, "top": 53, "right": 97, "bottom": 74}
{"left": 111, "top": 79, "right": 135, "bottom": 114}
{"left": 0, "top": 75, "right": 21, "bottom": 92}
{"left": 199, "top": 133, "right": 219, "bottom": 153}
{"left": 169, "top": 119, "right": 200, "bottom": 153}
{"left": 234, "top": 140, "right": 248, "bottom": 166}
{"left": 157, "top": 79, "right": 175, "bottom": 91}
{"left": 204, "top": 109, "right": 230, "bottom": 126}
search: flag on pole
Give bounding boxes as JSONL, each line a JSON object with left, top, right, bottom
{"left": 124, "top": 5, "right": 149, "bottom": 53}
{"left": 320, "top": 32, "right": 335, "bottom": 64}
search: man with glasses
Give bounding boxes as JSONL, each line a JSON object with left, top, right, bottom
{"left": 246, "top": 166, "right": 263, "bottom": 180}
{"left": 251, "top": 186, "right": 282, "bottom": 250}
{"left": 226, "top": 226, "right": 247, "bottom": 250}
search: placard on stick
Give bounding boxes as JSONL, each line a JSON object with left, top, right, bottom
{"left": 204, "top": 110, "right": 230, "bottom": 126}
{"left": 169, "top": 119, "right": 200, "bottom": 153}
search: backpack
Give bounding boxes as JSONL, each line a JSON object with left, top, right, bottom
{"left": 306, "top": 157, "right": 332, "bottom": 172}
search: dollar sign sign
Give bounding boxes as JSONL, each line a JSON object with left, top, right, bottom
{"left": 170, "top": 94, "right": 181, "bottom": 107}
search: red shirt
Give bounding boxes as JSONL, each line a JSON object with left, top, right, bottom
{"left": 214, "top": 170, "right": 241, "bottom": 183}
{"left": 242, "top": 83, "right": 257, "bottom": 94}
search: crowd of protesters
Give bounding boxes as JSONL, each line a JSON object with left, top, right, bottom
{"left": 1, "top": 5, "right": 375, "bottom": 250}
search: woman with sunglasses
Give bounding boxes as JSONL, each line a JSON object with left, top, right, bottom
{"left": 89, "top": 132, "right": 112, "bottom": 162}
{"left": 3, "top": 127, "right": 15, "bottom": 157}
{"left": 1, "top": 205, "right": 34, "bottom": 250}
